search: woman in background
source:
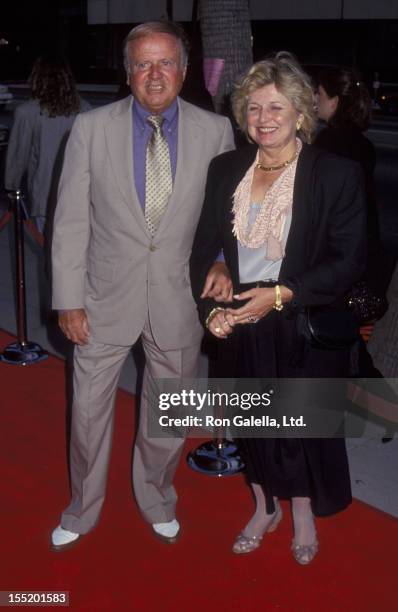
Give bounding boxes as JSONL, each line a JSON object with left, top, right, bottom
{"left": 5, "top": 55, "right": 90, "bottom": 233}
{"left": 316, "top": 67, "right": 397, "bottom": 439}
{"left": 315, "top": 67, "right": 388, "bottom": 318}
{"left": 316, "top": 67, "right": 375, "bottom": 194}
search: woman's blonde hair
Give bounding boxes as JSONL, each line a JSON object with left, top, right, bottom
{"left": 232, "top": 51, "right": 317, "bottom": 143}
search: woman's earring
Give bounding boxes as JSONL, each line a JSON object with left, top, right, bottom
{"left": 296, "top": 120, "right": 302, "bottom": 131}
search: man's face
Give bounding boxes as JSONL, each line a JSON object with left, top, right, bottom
{"left": 127, "top": 33, "right": 186, "bottom": 114}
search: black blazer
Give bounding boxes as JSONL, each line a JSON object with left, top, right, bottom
{"left": 190, "top": 143, "right": 367, "bottom": 324}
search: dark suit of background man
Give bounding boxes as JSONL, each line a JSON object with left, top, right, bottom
{"left": 50, "top": 21, "right": 234, "bottom": 550}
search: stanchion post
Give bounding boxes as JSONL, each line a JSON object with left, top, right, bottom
{"left": 186, "top": 391, "right": 244, "bottom": 477}
{"left": 0, "top": 190, "right": 48, "bottom": 366}
{"left": 186, "top": 437, "right": 245, "bottom": 477}
{"left": 14, "top": 190, "right": 28, "bottom": 346}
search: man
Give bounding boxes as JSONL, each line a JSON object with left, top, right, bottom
{"left": 50, "top": 21, "right": 234, "bottom": 550}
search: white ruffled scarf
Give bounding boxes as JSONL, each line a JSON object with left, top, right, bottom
{"left": 232, "top": 139, "right": 302, "bottom": 260}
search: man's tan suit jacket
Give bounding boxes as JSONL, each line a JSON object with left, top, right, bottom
{"left": 52, "top": 95, "right": 234, "bottom": 349}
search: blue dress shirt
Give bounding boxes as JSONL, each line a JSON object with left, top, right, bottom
{"left": 132, "top": 99, "right": 178, "bottom": 210}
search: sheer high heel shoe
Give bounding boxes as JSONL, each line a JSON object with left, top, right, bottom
{"left": 232, "top": 506, "right": 282, "bottom": 554}
{"left": 291, "top": 539, "right": 319, "bottom": 565}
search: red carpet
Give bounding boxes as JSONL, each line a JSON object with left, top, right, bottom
{"left": 0, "top": 329, "right": 397, "bottom": 612}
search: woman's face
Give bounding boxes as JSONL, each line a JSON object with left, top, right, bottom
{"left": 246, "top": 83, "right": 301, "bottom": 153}
{"left": 317, "top": 85, "right": 338, "bottom": 122}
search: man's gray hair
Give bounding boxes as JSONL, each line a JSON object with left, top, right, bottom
{"left": 123, "top": 21, "right": 189, "bottom": 74}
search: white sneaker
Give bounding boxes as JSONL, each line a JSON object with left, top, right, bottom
{"left": 51, "top": 525, "right": 80, "bottom": 551}
{"left": 152, "top": 519, "right": 180, "bottom": 543}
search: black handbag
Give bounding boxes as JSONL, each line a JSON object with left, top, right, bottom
{"left": 297, "top": 306, "right": 359, "bottom": 350}
{"left": 346, "top": 281, "right": 388, "bottom": 324}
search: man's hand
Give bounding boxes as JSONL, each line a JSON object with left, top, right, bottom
{"left": 58, "top": 308, "right": 90, "bottom": 345}
{"left": 201, "top": 262, "right": 233, "bottom": 303}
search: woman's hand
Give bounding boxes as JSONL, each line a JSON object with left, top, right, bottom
{"left": 227, "top": 288, "right": 275, "bottom": 324}
{"left": 227, "top": 285, "right": 293, "bottom": 325}
{"left": 207, "top": 308, "right": 235, "bottom": 338}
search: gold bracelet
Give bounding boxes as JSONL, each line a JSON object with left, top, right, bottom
{"left": 205, "top": 307, "right": 225, "bottom": 329}
{"left": 273, "top": 284, "right": 283, "bottom": 311}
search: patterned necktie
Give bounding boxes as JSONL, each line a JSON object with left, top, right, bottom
{"left": 145, "top": 115, "right": 172, "bottom": 236}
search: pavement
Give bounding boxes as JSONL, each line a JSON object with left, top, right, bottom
{"left": 0, "top": 92, "right": 397, "bottom": 519}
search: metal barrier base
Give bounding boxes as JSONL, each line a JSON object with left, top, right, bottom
{"left": 187, "top": 440, "right": 245, "bottom": 477}
{"left": 0, "top": 341, "right": 48, "bottom": 366}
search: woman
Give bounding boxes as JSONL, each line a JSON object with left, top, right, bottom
{"left": 190, "top": 53, "right": 366, "bottom": 564}
{"left": 316, "top": 68, "right": 397, "bottom": 438}
{"left": 316, "top": 67, "right": 390, "bottom": 330}
{"left": 316, "top": 67, "right": 375, "bottom": 194}
{"left": 5, "top": 55, "right": 90, "bottom": 233}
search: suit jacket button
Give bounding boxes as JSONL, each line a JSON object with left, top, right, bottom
{"left": 150, "top": 245, "right": 156, "bottom": 252}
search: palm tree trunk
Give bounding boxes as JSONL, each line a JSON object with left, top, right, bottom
{"left": 199, "top": 0, "right": 252, "bottom": 111}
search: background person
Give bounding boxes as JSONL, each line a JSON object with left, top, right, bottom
{"left": 191, "top": 52, "right": 366, "bottom": 565}
{"left": 50, "top": 21, "right": 234, "bottom": 550}
{"left": 315, "top": 66, "right": 398, "bottom": 434}
{"left": 315, "top": 66, "right": 391, "bottom": 330}
{"left": 316, "top": 67, "right": 375, "bottom": 204}
{"left": 4, "top": 55, "right": 90, "bottom": 233}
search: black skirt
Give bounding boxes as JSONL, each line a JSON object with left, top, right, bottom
{"left": 216, "top": 302, "right": 352, "bottom": 517}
